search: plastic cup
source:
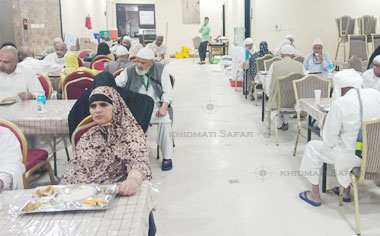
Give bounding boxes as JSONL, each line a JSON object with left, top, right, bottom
{"left": 314, "top": 89, "right": 321, "bottom": 104}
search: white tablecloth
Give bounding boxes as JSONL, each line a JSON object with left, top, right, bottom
{"left": 296, "top": 98, "right": 332, "bottom": 129}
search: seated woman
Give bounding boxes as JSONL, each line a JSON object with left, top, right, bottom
{"left": 64, "top": 52, "right": 99, "bottom": 75}
{"left": 84, "top": 42, "right": 112, "bottom": 62}
{"left": 0, "top": 126, "right": 26, "bottom": 190}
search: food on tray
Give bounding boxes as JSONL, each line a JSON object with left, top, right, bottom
{"left": 32, "top": 186, "right": 57, "bottom": 198}
{"left": 83, "top": 199, "right": 108, "bottom": 207}
{"left": 55, "top": 186, "right": 96, "bottom": 202}
{"left": 23, "top": 202, "right": 49, "bottom": 211}
{"left": 0, "top": 97, "right": 16, "bottom": 104}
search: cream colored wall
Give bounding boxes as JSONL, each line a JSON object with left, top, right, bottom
{"left": 252, "top": 0, "right": 380, "bottom": 60}
{"left": 224, "top": 0, "right": 245, "bottom": 47}
{"left": 61, "top": 0, "right": 107, "bottom": 38}
{"left": 106, "top": 0, "right": 223, "bottom": 54}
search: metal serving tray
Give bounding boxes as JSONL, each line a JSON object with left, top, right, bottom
{"left": 19, "top": 184, "right": 117, "bottom": 214}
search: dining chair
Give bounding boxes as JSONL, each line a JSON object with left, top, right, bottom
{"left": 62, "top": 71, "right": 94, "bottom": 99}
{"left": 37, "top": 74, "right": 53, "bottom": 99}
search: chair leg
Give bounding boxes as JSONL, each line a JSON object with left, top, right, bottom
{"left": 53, "top": 138, "right": 57, "bottom": 176}
{"left": 65, "top": 147, "right": 70, "bottom": 161}
{"left": 267, "top": 111, "right": 271, "bottom": 135}
{"left": 156, "top": 145, "right": 160, "bottom": 160}
{"left": 46, "top": 162, "right": 57, "bottom": 185}
{"left": 335, "top": 41, "right": 340, "bottom": 60}
{"left": 293, "top": 126, "right": 301, "bottom": 156}
{"left": 23, "top": 175, "right": 28, "bottom": 189}
{"left": 344, "top": 43, "right": 347, "bottom": 62}
{"left": 351, "top": 175, "right": 361, "bottom": 236}
{"left": 254, "top": 84, "right": 258, "bottom": 106}
{"left": 339, "top": 186, "right": 344, "bottom": 206}
{"left": 274, "top": 116, "right": 279, "bottom": 146}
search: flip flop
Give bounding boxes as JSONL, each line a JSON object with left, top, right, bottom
{"left": 299, "top": 191, "right": 321, "bottom": 207}
{"left": 333, "top": 187, "right": 351, "bottom": 203}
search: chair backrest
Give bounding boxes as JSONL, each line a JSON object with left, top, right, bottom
{"left": 337, "top": 16, "right": 352, "bottom": 37}
{"left": 78, "top": 49, "right": 94, "bottom": 60}
{"left": 348, "top": 35, "right": 368, "bottom": 61}
{"left": 359, "top": 15, "right": 374, "bottom": 36}
{"left": 113, "top": 68, "right": 124, "bottom": 78}
{"left": 62, "top": 71, "right": 95, "bottom": 99}
{"left": 37, "top": 74, "right": 52, "bottom": 99}
{"left": 370, "top": 17, "right": 377, "bottom": 34}
{"left": 293, "top": 75, "right": 331, "bottom": 102}
{"left": 78, "top": 57, "right": 84, "bottom": 67}
{"left": 294, "top": 56, "right": 304, "bottom": 64}
{"left": 92, "top": 58, "right": 112, "bottom": 71}
{"left": 256, "top": 54, "right": 274, "bottom": 72}
{"left": 192, "top": 36, "right": 201, "bottom": 50}
{"left": 71, "top": 115, "right": 97, "bottom": 149}
{"left": 264, "top": 57, "right": 282, "bottom": 71}
{"left": 90, "top": 55, "right": 113, "bottom": 68}
{"left": 348, "top": 55, "right": 364, "bottom": 72}
{"left": 169, "top": 74, "right": 175, "bottom": 89}
{"left": 0, "top": 119, "right": 27, "bottom": 164}
{"left": 277, "top": 72, "right": 304, "bottom": 109}
{"left": 371, "top": 34, "right": 380, "bottom": 52}
{"left": 359, "top": 117, "right": 380, "bottom": 182}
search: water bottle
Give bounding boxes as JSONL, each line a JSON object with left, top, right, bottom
{"left": 328, "top": 64, "right": 334, "bottom": 73}
{"left": 245, "top": 48, "right": 250, "bottom": 61}
{"left": 36, "top": 94, "right": 47, "bottom": 113}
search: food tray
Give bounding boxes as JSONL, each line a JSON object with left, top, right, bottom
{"left": 19, "top": 184, "right": 117, "bottom": 214}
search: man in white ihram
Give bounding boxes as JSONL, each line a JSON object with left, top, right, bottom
{"left": 299, "top": 69, "right": 380, "bottom": 207}
{"left": 362, "top": 55, "right": 380, "bottom": 91}
{"left": 115, "top": 48, "right": 174, "bottom": 171}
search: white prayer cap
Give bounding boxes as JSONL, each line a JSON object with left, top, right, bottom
{"left": 286, "top": 34, "right": 294, "bottom": 40}
{"left": 313, "top": 37, "right": 323, "bottom": 46}
{"left": 333, "top": 69, "right": 363, "bottom": 99}
{"left": 281, "top": 45, "right": 295, "bottom": 55}
{"left": 244, "top": 38, "right": 254, "bottom": 46}
{"left": 122, "top": 36, "right": 132, "bottom": 42}
{"left": 116, "top": 46, "right": 129, "bottom": 56}
{"left": 374, "top": 55, "right": 380, "bottom": 63}
{"left": 129, "top": 43, "right": 143, "bottom": 57}
{"left": 136, "top": 47, "right": 155, "bottom": 60}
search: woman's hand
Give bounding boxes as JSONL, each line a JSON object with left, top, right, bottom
{"left": 117, "top": 171, "right": 143, "bottom": 196}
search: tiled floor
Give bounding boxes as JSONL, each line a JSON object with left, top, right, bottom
{"left": 37, "top": 59, "right": 380, "bottom": 236}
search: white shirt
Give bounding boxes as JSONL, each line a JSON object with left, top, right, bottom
{"left": 0, "top": 127, "right": 25, "bottom": 190}
{"left": 115, "top": 66, "right": 173, "bottom": 105}
{"left": 44, "top": 52, "right": 65, "bottom": 67}
{"left": 19, "top": 57, "right": 62, "bottom": 76}
{"left": 362, "top": 69, "right": 380, "bottom": 91}
{"left": 0, "top": 64, "right": 44, "bottom": 101}
{"left": 323, "top": 88, "right": 380, "bottom": 156}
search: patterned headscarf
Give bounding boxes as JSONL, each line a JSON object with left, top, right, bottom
{"left": 249, "top": 41, "right": 273, "bottom": 79}
{"left": 61, "top": 86, "right": 152, "bottom": 185}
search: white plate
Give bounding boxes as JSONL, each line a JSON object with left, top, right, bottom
{"left": 0, "top": 98, "right": 16, "bottom": 105}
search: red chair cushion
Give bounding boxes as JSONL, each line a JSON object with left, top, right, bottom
{"left": 78, "top": 51, "right": 90, "bottom": 60}
{"left": 74, "top": 126, "right": 94, "bottom": 147}
{"left": 66, "top": 79, "right": 93, "bottom": 99}
{"left": 26, "top": 149, "right": 48, "bottom": 171}
{"left": 38, "top": 75, "right": 49, "bottom": 98}
{"left": 93, "top": 61, "right": 107, "bottom": 71}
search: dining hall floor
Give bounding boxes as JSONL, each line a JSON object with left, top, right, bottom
{"left": 37, "top": 59, "right": 380, "bottom": 236}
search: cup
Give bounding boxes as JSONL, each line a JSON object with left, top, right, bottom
{"left": 314, "top": 89, "right": 321, "bottom": 104}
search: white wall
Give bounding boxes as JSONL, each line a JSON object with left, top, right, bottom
{"left": 106, "top": 0, "right": 223, "bottom": 54}
{"left": 224, "top": 0, "right": 245, "bottom": 47}
{"left": 61, "top": 0, "right": 107, "bottom": 39}
{"left": 252, "top": 0, "right": 380, "bottom": 60}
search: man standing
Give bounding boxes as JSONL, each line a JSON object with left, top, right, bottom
{"left": 299, "top": 69, "right": 380, "bottom": 207}
{"left": 0, "top": 46, "right": 44, "bottom": 102}
{"left": 198, "top": 17, "right": 210, "bottom": 64}
{"left": 43, "top": 42, "right": 67, "bottom": 68}
{"left": 115, "top": 48, "right": 174, "bottom": 171}
{"left": 362, "top": 55, "right": 380, "bottom": 91}
{"left": 266, "top": 45, "right": 306, "bottom": 130}
{"left": 303, "top": 38, "right": 332, "bottom": 73}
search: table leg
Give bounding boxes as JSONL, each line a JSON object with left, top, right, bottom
{"left": 244, "top": 69, "right": 248, "bottom": 99}
{"left": 322, "top": 163, "right": 327, "bottom": 193}
{"left": 307, "top": 115, "right": 312, "bottom": 141}
{"left": 261, "top": 91, "right": 265, "bottom": 122}
{"left": 53, "top": 137, "right": 57, "bottom": 176}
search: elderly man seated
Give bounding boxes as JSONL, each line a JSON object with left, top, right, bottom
{"left": 116, "top": 48, "right": 174, "bottom": 171}
{"left": 19, "top": 46, "right": 62, "bottom": 76}
{"left": 150, "top": 35, "right": 167, "bottom": 58}
{"left": 40, "top": 37, "right": 63, "bottom": 57}
{"left": 299, "top": 69, "right": 380, "bottom": 207}
{"left": 303, "top": 38, "right": 332, "bottom": 73}
{"left": 266, "top": 45, "right": 306, "bottom": 130}
{"left": 0, "top": 126, "right": 26, "bottom": 190}
{"left": 362, "top": 55, "right": 380, "bottom": 91}
{"left": 274, "top": 34, "right": 296, "bottom": 56}
{"left": 0, "top": 46, "right": 44, "bottom": 102}
{"left": 43, "top": 42, "right": 67, "bottom": 68}
{"left": 105, "top": 46, "right": 132, "bottom": 74}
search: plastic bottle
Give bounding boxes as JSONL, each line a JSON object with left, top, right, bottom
{"left": 245, "top": 48, "right": 250, "bottom": 61}
{"left": 36, "top": 94, "right": 47, "bottom": 113}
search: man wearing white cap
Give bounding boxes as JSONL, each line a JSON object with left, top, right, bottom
{"left": 362, "top": 55, "right": 380, "bottom": 91}
{"left": 244, "top": 38, "right": 257, "bottom": 55}
{"left": 121, "top": 36, "right": 132, "bottom": 50}
{"left": 104, "top": 46, "right": 132, "bottom": 74}
{"left": 303, "top": 37, "right": 332, "bottom": 73}
{"left": 266, "top": 44, "right": 306, "bottom": 130}
{"left": 299, "top": 69, "right": 380, "bottom": 207}
{"left": 274, "top": 34, "right": 297, "bottom": 56}
{"left": 115, "top": 47, "right": 174, "bottom": 171}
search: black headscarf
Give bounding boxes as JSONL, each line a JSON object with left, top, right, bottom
{"left": 249, "top": 41, "right": 273, "bottom": 79}
{"left": 68, "top": 71, "right": 154, "bottom": 137}
{"left": 368, "top": 45, "right": 380, "bottom": 69}
{"left": 97, "top": 42, "right": 110, "bottom": 56}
